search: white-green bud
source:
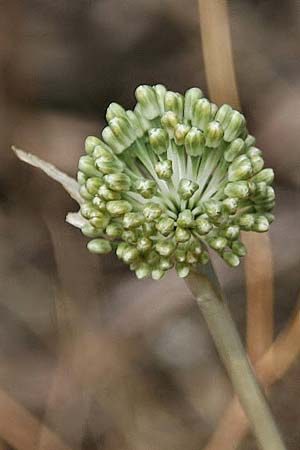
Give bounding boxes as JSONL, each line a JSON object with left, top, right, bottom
{"left": 135, "top": 262, "right": 151, "bottom": 279}
{"left": 247, "top": 146, "right": 262, "bottom": 159}
{"left": 87, "top": 239, "right": 112, "bottom": 254}
{"left": 135, "top": 85, "right": 160, "bottom": 120}
{"left": 252, "top": 168, "right": 274, "bottom": 185}
{"left": 98, "top": 184, "right": 121, "bottom": 201}
{"left": 122, "top": 246, "right": 139, "bottom": 264}
{"left": 81, "top": 203, "right": 104, "bottom": 219}
{"left": 175, "top": 227, "right": 191, "bottom": 242}
{"left": 106, "top": 102, "right": 127, "bottom": 122}
{"left": 122, "top": 229, "right": 138, "bottom": 244}
{"left": 245, "top": 134, "right": 256, "bottom": 148}
{"left": 195, "top": 216, "right": 212, "bottom": 234}
{"left": 106, "top": 222, "right": 124, "bottom": 238}
{"left": 79, "top": 185, "right": 93, "bottom": 200}
{"left": 142, "top": 221, "right": 156, "bottom": 236}
{"left": 106, "top": 200, "right": 132, "bottom": 216}
{"left": 156, "top": 217, "right": 175, "bottom": 236}
{"left": 155, "top": 159, "right": 173, "bottom": 180}
{"left": 126, "top": 110, "right": 144, "bottom": 138}
{"left": 238, "top": 213, "right": 255, "bottom": 231}
{"left": 198, "top": 251, "right": 209, "bottom": 265}
{"left": 92, "top": 196, "right": 106, "bottom": 211}
{"left": 151, "top": 268, "right": 166, "bottom": 280}
{"left": 204, "top": 200, "right": 222, "bottom": 218}
{"left": 109, "top": 117, "right": 135, "bottom": 146}
{"left": 175, "top": 262, "right": 190, "bottom": 278}
{"left": 79, "top": 156, "right": 102, "bottom": 178}
{"left": 224, "top": 181, "right": 250, "bottom": 199}
{"left": 177, "top": 209, "right": 194, "bottom": 228}
{"left": 205, "top": 121, "right": 224, "bottom": 148}
{"left": 81, "top": 223, "right": 104, "bottom": 238}
{"left": 149, "top": 128, "right": 169, "bottom": 154}
{"left": 123, "top": 212, "right": 144, "bottom": 229}
{"left": 184, "top": 127, "right": 205, "bottom": 156}
{"left": 133, "top": 104, "right": 152, "bottom": 132}
{"left": 174, "top": 124, "right": 191, "bottom": 146}
{"left": 224, "top": 111, "right": 246, "bottom": 142}
{"left": 253, "top": 215, "right": 269, "bottom": 232}
{"left": 77, "top": 171, "right": 87, "bottom": 185}
{"left": 222, "top": 197, "right": 238, "bottom": 214}
{"left": 224, "top": 138, "right": 245, "bottom": 162}
{"left": 143, "top": 202, "right": 163, "bottom": 221}
{"left": 178, "top": 178, "right": 199, "bottom": 200}
{"left": 85, "top": 136, "right": 102, "bottom": 154}
{"left": 215, "top": 104, "right": 233, "bottom": 128}
{"left": 164, "top": 91, "right": 184, "bottom": 120}
{"left": 104, "top": 173, "right": 131, "bottom": 192}
{"left": 161, "top": 111, "right": 179, "bottom": 138}
{"left": 89, "top": 213, "right": 110, "bottom": 230}
{"left": 102, "top": 126, "right": 125, "bottom": 154}
{"left": 208, "top": 236, "right": 227, "bottom": 251}
{"left": 184, "top": 87, "right": 204, "bottom": 122}
{"left": 231, "top": 240, "right": 247, "bottom": 256}
{"left": 155, "top": 240, "right": 176, "bottom": 257}
{"left": 159, "top": 257, "right": 174, "bottom": 271}
{"left": 224, "top": 225, "right": 240, "bottom": 240}
{"left": 135, "top": 179, "right": 157, "bottom": 199}
{"left": 136, "top": 237, "right": 152, "bottom": 253}
{"left": 86, "top": 177, "right": 103, "bottom": 195}
{"left": 250, "top": 155, "right": 264, "bottom": 174}
{"left": 95, "top": 156, "right": 124, "bottom": 175}
{"left": 153, "top": 84, "right": 167, "bottom": 114}
{"left": 223, "top": 250, "right": 240, "bottom": 267}
{"left": 228, "top": 155, "right": 252, "bottom": 181}
{"left": 192, "top": 98, "right": 212, "bottom": 129}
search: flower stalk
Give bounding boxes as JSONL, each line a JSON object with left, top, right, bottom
{"left": 185, "top": 263, "right": 286, "bottom": 450}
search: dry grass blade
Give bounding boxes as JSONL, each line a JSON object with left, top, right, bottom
{"left": 12, "top": 146, "right": 82, "bottom": 205}
{"left": 198, "top": 0, "right": 274, "bottom": 373}
{"left": 0, "top": 387, "right": 72, "bottom": 450}
{"left": 203, "top": 302, "right": 300, "bottom": 450}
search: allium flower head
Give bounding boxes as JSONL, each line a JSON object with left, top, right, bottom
{"left": 77, "top": 85, "right": 275, "bottom": 279}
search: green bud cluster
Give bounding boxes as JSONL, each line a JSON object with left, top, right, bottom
{"left": 77, "top": 85, "right": 275, "bottom": 280}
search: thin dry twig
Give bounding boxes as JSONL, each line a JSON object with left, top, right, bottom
{"left": 0, "top": 387, "right": 72, "bottom": 450}
{"left": 203, "top": 302, "right": 300, "bottom": 450}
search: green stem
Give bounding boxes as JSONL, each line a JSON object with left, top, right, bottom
{"left": 185, "top": 263, "right": 287, "bottom": 450}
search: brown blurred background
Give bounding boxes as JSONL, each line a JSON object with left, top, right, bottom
{"left": 0, "top": 1, "right": 300, "bottom": 449}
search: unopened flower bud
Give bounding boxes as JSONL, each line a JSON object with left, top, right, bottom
{"left": 175, "top": 227, "right": 191, "bottom": 242}
{"left": 77, "top": 171, "right": 87, "bottom": 185}
{"left": 153, "top": 84, "right": 167, "bottom": 114}
{"left": 224, "top": 111, "right": 245, "bottom": 142}
{"left": 205, "top": 121, "right": 224, "bottom": 148}
{"left": 223, "top": 250, "right": 240, "bottom": 267}
{"left": 156, "top": 217, "right": 175, "bottom": 236}
{"left": 155, "top": 240, "right": 176, "bottom": 257}
{"left": 102, "top": 126, "right": 125, "bottom": 154}
{"left": 134, "top": 179, "right": 157, "bottom": 199}
{"left": 238, "top": 213, "right": 255, "bottom": 230}
{"left": 106, "top": 222, "right": 124, "bottom": 238}
{"left": 164, "top": 91, "right": 184, "bottom": 120}
{"left": 104, "top": 173, "right": 131, "bottom": 192}
{"left": 87, "top": 239, "right": 112, "bottom": 254}
{"left": 86, "top": 177, "right": 103, "bottom": 195}
{"left": 106, "top": 200, "right": 132, "bottom": 216}
{"left": 143, "top": 202, "right": 163, "bottom": 221}
{"left": 224, "top": 181, "right": 250, "bottom": 199}
{"left": 184, "top": 87, "right": 204, "bottom": 122}
{"left": 184, "top": 127, "right": 205, "bottom": 156}
{"left": 224, "top": 225, "right": 240, "bottom": 240}
{"left": 224, "top": 138, "right": 245, "bottom": 162}
{"left": 228, "top": 155, "right": 252, "bottom": 181}
{"left": 135, "top": 85, "right": 160, "bottom": 119}
{"left": 245, "top": 135, "right": 256, "bottom": 148}
{"left": 208, "top": 236, "right": 227, "bottom": 251}
{"left": 126, "top": 110, "right": 144, "bottom": 138}
{"left": 95, "top": 156, "right": 124, "bottom": 175}
{"left": 204, "top": 200, "right": 222, "bottom": 218}
{"left": 215, "top": 104, "right": 233, "bottom": 128}
{"left": 149, "top": 128, "right": 169, "bottom": 154}
{"left": 176, "top": 262, "right": 190, "bottom": 278}
{"left": 151, "top": 268, "right": 166, "bottom": 280}
{"left": 135, "top": 262, "right": 151, "bottom": 279}
{"left": 79, "top": 156, "right": 102, "bottom": 178}
{"left": 89, "top": 212, "right": 110, "bottom": 230}
{"left": 253, "top": 215, "right": 269, "bottom": 232}
{"left": 177, "top": 209, "right": 193, "bottom": 228}
{"left": 122, "top": 246, "right": 139, "bottom": 264}
{"left": 137, "top": 237, "right": 152, "bottom": 253}
{"left": 195, "top": 216, "right": 212, "bottom": 234}
{"left": 178, "top": 178, "right": 199, "bottom": 200}
{"left": 81, "top": 223, "right": 104, "bottom": 238}
{"left": 92, "top": 196, "right": 106, "bottom": 211}
{"left": 192, "top": 98, "right": 212, "bottom": 129}
{"left": 159, "top": 257, "right": 174, "bottom": 271}
{"left": 98, "top": 184, "right": 120, "bottom": 201}
{"left": 222, "top": 197, "right": 238, "bottom": 214}
{"left": 85, "top": 136, "right": 102, "bottom": 154}
{"left": 79, "top": 185, "right": 93, "bottom": 200}
{"left": 123, "top": 212, "right": 144, "bottom": 229}
{"left": 252, "top": 168, "right": 274, "bottom": 185}
{"left": 109, "top": 117, "right": 135, "bottom": 146}
{"left": 231, "top": 240, "right": 247, "bottom": 256}
{"left": 174, "top": 124, "right": 191, "bottom": 146}
{"left": 155, "top": 160, "right": 173, "bottom": 179}
{"left": 161, "top": 111, "right": 179, "bottom": 137}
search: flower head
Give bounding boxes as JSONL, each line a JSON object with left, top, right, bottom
{"left": 77, "top": 85, "right": 275, "bottom": 279}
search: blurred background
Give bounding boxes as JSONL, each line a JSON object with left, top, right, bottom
{"left": 0, "top": 0, "right": 300, "bottom": 449}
